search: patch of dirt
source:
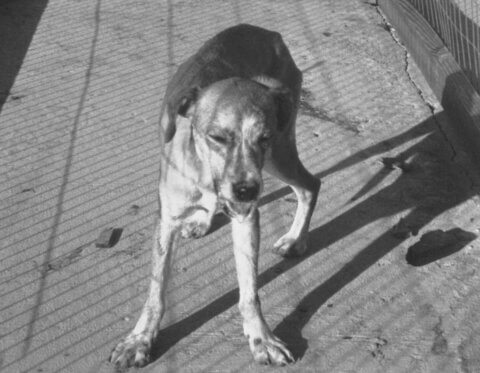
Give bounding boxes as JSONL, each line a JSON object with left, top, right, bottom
{"left": 458, "top": 335, "right": 480, "bottom": 373}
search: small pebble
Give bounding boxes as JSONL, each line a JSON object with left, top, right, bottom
{"left": 127, "top": 204, "right": 140, "bottom": 216}
{"left": 95, "top": 227, "right": 123, "bottom": 248}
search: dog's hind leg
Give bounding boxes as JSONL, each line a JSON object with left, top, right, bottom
{"left": 231, "top": 209, "right": 294, "bottom": 365}
{"left": 265, "top": 138, "right": 320, "bottom": 257}
{"left": 110, "top": 216, "right": 177, "bottom": 369}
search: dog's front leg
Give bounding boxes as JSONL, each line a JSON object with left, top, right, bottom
{"left": 231, "top": 209, "right": 294, "bottom": 365}
{"left": 110, "top": 217, "right": 177, "bottom": 369}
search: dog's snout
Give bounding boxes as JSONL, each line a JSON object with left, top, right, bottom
{"left": 232, "top": 181, "right": 260, "bottom": 202}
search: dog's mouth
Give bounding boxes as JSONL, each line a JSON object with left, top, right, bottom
{"left": 221, "top": 200, "right": 255, "bottom": 221}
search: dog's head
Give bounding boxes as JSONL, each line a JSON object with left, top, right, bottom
{"left": 167, "top": 77, "right": 293, "bottom": 219}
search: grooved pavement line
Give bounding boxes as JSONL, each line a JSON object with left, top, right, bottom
{"left": 1, "top": 1, "right": 480, "bottom": 373}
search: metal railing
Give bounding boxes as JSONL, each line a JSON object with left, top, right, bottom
{"left": 407, "top": 0, "right": 480, "bottom": 94}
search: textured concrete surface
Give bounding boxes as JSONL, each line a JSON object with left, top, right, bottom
{"left": 1, "top": 1, "right": 480, "bottom": 372}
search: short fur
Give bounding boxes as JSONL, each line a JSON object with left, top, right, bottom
{"left": 110, "top": 24, "right": 320, "bottom": 369}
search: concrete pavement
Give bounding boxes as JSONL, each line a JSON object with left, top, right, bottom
{"left": 1, "top": 1, "right": 480, "bottom": 372}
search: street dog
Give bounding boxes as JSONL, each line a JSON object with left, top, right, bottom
{"left": 110, "top": 24, "right": 320, "bottom": 369}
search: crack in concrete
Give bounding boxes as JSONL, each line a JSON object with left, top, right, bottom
{"left": 375, "top": 8, "right": 445, "bottom": 136}
{"left": 376, "top": 5, "right": 477, "bottom": 190}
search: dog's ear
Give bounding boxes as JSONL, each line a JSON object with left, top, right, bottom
{"left": 177, "top": 86, "right": 200, "bottom": 118}
{"left": 161, "top": 86, "right": 200, "bottom": 143}
{"left": 269, "top": 85, "right": 293, "bottom": 132}
{"left": 252, "top": 76, "right": 293, "bottom": 132}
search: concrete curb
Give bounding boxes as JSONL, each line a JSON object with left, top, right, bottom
{"left": 379, "top": 0, "right": 480, "bottom": 169}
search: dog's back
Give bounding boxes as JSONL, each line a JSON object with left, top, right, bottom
{"left": 160, "top": 24, "right": 301, "bottom": 143}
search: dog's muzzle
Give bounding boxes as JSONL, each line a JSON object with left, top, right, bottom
{"left": 232, "top": 180, "right": 260, "bottom": 202}
{"left": 218, "top": 179, "right": 261, "bottom": 220}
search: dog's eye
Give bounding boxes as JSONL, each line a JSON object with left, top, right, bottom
{"left": 208, "top": 134, "right": 228, "bottom": 145}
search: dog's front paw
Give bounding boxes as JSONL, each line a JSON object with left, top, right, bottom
{"left": 110, "top": 333, "right": 152, "bottom": 370}
{"left": 248, "top": 333, "right": 294, "bottom": 366}
{"left": 273, "top": 234, "right": 307, "bottom": 257}
{"left": 180, "top": 222, "right": 209, "bottom": 239}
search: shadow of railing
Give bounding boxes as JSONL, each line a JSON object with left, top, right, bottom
{"left": 0, "top": 0, "right": 49, "bottom": 114}
{"left": 149, "top": 107, "right": 478, "bottom": 364}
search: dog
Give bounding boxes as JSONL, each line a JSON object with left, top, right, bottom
{"left": 110, "top": 24, "right": 320, "bottom": 369}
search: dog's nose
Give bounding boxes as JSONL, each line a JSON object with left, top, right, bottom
{"left": 232, "top": 181, "right": 260, "bottom": 202}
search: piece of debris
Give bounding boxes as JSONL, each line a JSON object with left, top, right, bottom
{"left": 382, "top": 157, "right": 413, "bottom": 172}
{"left": 95, "top": 227, "right": 123, "bottom": 248}
{"left": 369, "top": 337, "right": 388, "bottom": 359}
{"left": 391, "top": 217, "right": 418, "bottom": 239}
{"left": 379, "top": 22, "right": 392, "bottom": 32}
{"left": 43, "top": 246, "right": 85, "bottom": 273}
{"left": 127, "top": 204, "right": 140, "bottom": 216}
{"left": 406, "top": 228, "right": 476, "bottom": 266}
{"left": 8, "top": 93, "right": 26, "bottom": 102}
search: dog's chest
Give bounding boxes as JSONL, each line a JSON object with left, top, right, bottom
{"left": 159, "top": 130, "right": 219, "bottom": 220}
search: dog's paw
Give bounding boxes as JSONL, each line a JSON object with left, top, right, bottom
{"left": 180, "top": 222, "right": 209, "bottom": 239}
{"left": 109, "top": 333, "right": 151, "bottom": 370}
{"left": 248, "top": 334, "right": 294, "bottom": 366}
{"left": 273, "top": 234, "right": 308, "bottom": 257}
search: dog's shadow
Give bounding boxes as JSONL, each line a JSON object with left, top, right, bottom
{"left": 150, "top": 112, "right": 477, "bottom": 363}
